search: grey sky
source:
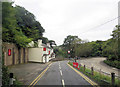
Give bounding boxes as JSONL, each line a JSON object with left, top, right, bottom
{"left": 14, "top": 0, "right": 119, "bottom": 45}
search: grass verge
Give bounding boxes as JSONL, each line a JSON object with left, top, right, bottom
{"left": 68, "top": 62, "right": 120, "bottom": 87}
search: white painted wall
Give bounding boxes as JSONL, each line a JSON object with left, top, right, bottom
{"left": 28, "top": 48, "right": 43, "bottom": 62}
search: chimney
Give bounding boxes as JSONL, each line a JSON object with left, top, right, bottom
{"left": 47, "top": 43, "right": 50, "bottom": 47}
{"left": 38, "top": 40, "right": 42, "bottom": 47}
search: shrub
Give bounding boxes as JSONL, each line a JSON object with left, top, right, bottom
{"left": 2, "top": 65, "right": 10, "bottom": 86}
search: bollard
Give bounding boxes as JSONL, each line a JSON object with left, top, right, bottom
{"left": 84, "top": 65, "right": 85, "bottom": 71}
{"left": 9, "top": 73, "right": 15, "bottom": 86}
{"left": 111, "top": 72, "right": 115, "bottom": 86}
{"left": 91, "top": 67, "right": 94, "bottom": 76}
{"left": 99, "top": 69, "right": 101, "bottom": 79}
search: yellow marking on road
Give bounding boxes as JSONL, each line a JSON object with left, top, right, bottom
{"left": 67, "top": 63, "right": 99, "bottom": 87}
{"left": 28, "top": 63, "right": 52, "bottom": 87}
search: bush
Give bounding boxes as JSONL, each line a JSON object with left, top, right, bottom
{"left": 2, "top": 65, "right": 10, "bottom": 86}
{"left": 104, "top": 60, "right": 120, "bottom": 69}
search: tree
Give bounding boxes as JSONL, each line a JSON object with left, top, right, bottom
{"left": 2, "top": 2, "right": 16, "bottom": 42}
{"left": 49, "top": 40, "right": 56, "bottom": 48}
{"left": 63, "top": 35, "right": 81, "bottom": 57}
{"left": 15, "top": 6, "right": 45, "bottom": 41}
{"left": 41, "top": 37, "right": 49, "bottom": 44}
{"left": 2, "top": 2, "right": 36, "bottom": 47}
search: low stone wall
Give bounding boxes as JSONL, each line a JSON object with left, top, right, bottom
{"left": 2, "top": 42, "right": 28, "bottom": 66}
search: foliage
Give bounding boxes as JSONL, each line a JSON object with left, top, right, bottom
{"left": 63, "top": 35, "right": 81, "bottom": 57}
{"left": 76, "top": 42, "right": 92, "bottom": 57}
{"left": 2, "top": 65, "right": 10, "bottom": 86}
{"left": 15, "top": 6, "right": 45, "bottom": 41}
{"left": 2, "top": 2, "right": 46, "bottom": 47}
{"left": 54, "top": 47, "right": 67, "bottom": 58}
{"left": 104, "top": 60, "right": 120, "bottom": 69}
{"left": 2, "top": 2, "right": 32, "bottom": 47}
{"left": 49, "top": 40, "right": 56, "bottom": 48}
{"left": 2, "top": 2, "right": 17, "bottom": 43}
{"left": 68, "top": 62, "right": 120, "bottom": 86}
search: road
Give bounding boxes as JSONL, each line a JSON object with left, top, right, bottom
{"left": 29, "top": 61, "right": 97, "bottom": 87}
{"left": 78, "top": 57, "right": 120, "bottom": 76}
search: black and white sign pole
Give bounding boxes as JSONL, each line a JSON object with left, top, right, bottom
{"left": 9, "top": 73, "right": 15, "bottom": 86}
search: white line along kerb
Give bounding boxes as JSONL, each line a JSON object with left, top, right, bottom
{"left": 62, "top": 79, "right": 65, "bottom": 87}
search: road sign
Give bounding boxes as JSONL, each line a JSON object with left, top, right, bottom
{"left": 73, "top": 62, "right": 78, "bottom": 68}
{"left": 8, "top": 49, "right": 11, "bottom": 56}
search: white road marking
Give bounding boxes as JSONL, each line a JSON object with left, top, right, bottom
{"left": 59, "top": 66, "right": 61, "bottom": 70}
{"left": 60, "top": 70, "right": 63, "bottom": 76}
{"left": 62, "top": 79, "right": 65, "bottom": 87}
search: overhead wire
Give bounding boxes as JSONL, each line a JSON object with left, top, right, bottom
{"left": 78, "top": 16, "right": 120, "bottom": 35}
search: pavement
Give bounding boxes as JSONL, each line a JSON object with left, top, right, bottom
{"left": 8, "top": 62, "right": 51, "bottom": 85}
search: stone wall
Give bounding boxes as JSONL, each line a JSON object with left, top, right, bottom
{"left": 2, "top": 42, "right": 28, "bottom": 66}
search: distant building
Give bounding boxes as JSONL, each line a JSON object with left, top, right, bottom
{"left": 28, "top": 40, "right": 55, "bottom": 63}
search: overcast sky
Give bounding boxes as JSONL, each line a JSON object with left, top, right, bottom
{"left": 14, "top": 0, "right": 119, "bottom": 45}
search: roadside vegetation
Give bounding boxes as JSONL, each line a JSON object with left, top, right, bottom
{"left": 2, "top": 53, "right": 23, "bottom": 86}
{"left": 68, "top": 62, "right": 120, "bottom": 86}
{"left": 58, "top": 25, "right": 120, "bottom": 69}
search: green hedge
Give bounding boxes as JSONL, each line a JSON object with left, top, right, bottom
{"left": 104, "top": 60, "right": 120, "bottom": 69}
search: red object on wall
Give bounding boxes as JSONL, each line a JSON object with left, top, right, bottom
{"left": 8, "top": 49, "right": 11, "bottom": 56}
{"left": 49, "top": 51, "right": 50, "bottom": 54}
{"left": 43, "top": 48, "right": 46, "bottom": 51}
{"left": 73, "top": 62, "right": 78, "bottom": 68}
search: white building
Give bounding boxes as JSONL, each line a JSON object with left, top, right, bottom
{"left": 28, "top": 40, "right": 55, "bottom": 63}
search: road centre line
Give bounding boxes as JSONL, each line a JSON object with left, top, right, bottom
{"left": 28, "top": 63, "right": 52, "bottom": 87}
{"left": 59, "top": 66, "right": 61, "bottom": 70}
{"left": 67, "top": 63, "right": 98, "bottom": 87}
{"left": 62, "top": 79, "right": 65, "bottom": 87}
{"left": 60, "top": 70, "right": 63, "bottom": 76}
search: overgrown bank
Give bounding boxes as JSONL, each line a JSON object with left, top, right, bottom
{"left": 104, "top": 60, "right": 120, "bottom": 69}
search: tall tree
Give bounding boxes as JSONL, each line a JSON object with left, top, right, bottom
{"left": 2, "top": 2, "right": 32, "bottom": 47}
{"left": 15, "top": 6, "right": 45, "bottom": 41}
{"left": 2, "top": 2, "right": 16, "bottom": 42}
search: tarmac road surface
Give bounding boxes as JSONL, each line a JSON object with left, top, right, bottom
{"left": 29, "top": 61, "right": 97, "bottom": 87}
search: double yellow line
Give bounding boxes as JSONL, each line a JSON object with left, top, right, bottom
{"left": 28, "top": 63, "right": 52, "bottom": 87}
{"left": 67, "top": 63, "right": 99, "bottom": 87}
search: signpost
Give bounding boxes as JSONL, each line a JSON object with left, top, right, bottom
{"left": 68, "top": 50, "right": 70, "bottom": 60}
{"left": 8, "top": 49, "right": 11, "bottom": 56}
